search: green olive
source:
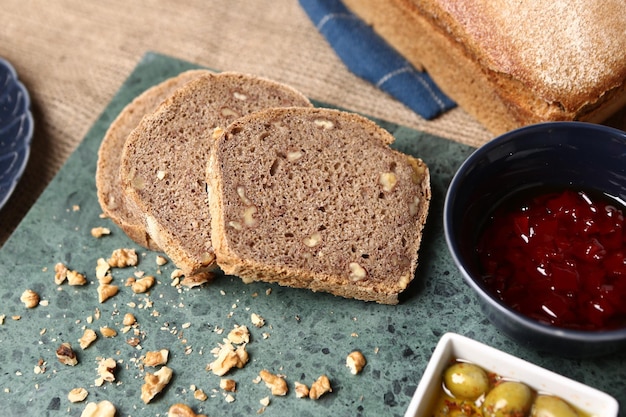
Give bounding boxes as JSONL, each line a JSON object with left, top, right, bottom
{"left": 531, "top": 395, "right": 579, "bottom": 417}
{"left": 443, "top": 362, "right": 489, "bottom": 400}
{"left": 482, "top": 381, "right": 533, "bottom": 417}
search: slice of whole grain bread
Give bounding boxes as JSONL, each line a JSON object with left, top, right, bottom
{"left": 96, "top": 69, "right": 210, "bottom": 250}
{"left": 120, "top": 72, "right": 312, "bottom": 276}
{"left": 207, "top": 107, "right": 431, "bottom": 304}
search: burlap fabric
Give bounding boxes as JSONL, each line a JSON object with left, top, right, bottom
{"left": 1, "top": 0, "right": 624, "bottom": 247}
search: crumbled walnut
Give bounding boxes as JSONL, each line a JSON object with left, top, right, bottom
{"left": 95, "top": 258, "right": 111, "bottom": 280}
{"left": 168, "top": 403, "right": 207, "bottom": 417}
{"left": 143, "top": 349, "right": 169, "bottom": 367}
{"left": 97, "top": 283, "right": 119, "bottom": 303}
{"left": 303, "top": 231, "right": 322, "bottom": 247}
{"left": 242, "top": 206, "right": 257, "bottom": 227}
{"left": 236, "top": 186, "right": 253, "bottom": 206}
{"left": 286, "top": 150, "right": 303, "bottom": 162}
{"left": 141, "top": 366, "right": 173, "bottom": 404}
{"left": 309, "top": 375, "right": 332, "bottom": 400}
{"left": 56, "top": 342, "right": 78, "bottom": 366}
{"left": 181, "top": 271, "right": 213, "bottom": 288}
{"left": 346, "top": 351, "right": 367, "bottom": 375}
{"left": 107, "top": 248, "right": 138, "bottom": 268}
{"left": 90, "top": 227, "right": 111, "bottom": 238}
{"left": 20, "top": 289, "right": 40, "bottom": 308}
{"left": 127, "top": 337, "right": 141, "bottom": 347}
{"left": 95, "top": 357, "right": 116, "bottom": 385}
{"left": 313, "top": 119, "right": 334, "bottom": 129}
{"left": 208, "top": 342, "right": 248, "bottom": 376}
{"left": 250, "top": 313, "right": 265, "bottom": 328}
{"left": 80, "top": 400, "right": 116, "bottom": 417}
{"left": 379, "top": 172, "right": 398, "bottom": 192}
{"left": 99, "top": 326, "right": 117, "bottom": 338}
{"left": 78, "top": 329, "right": 97, "bottom": 349}
{"left": 68, "top": 387, "right": 88, "bottom": 403}
{"left": 131, "top": 276, "right": 155, "bottom": 293}
{"left": 259, "top": 396, "right": 270, "bottom": 407}
{"left": 227, "top": 325, "right": 250, "bottom": 344}
{"left": 348, "top": 262, "right": 367, "bottom": 281}
{"left": 212, "top": 126, "right": 225, "bottom": 140}
{"left": 224, "top": 393, "right": 235, "bottom": 403}
{"left": 156, "top": 255, "right": 168, "bottom": 266}
{"left": 193, "top": 388, "right": 208, "bottom": 401}
{"left": 67, "top": 270, "right": 87, "bottom": 286}
{"left": 220, "top": 107, "right": 239, "bottom": 118}
{"left": 409, "top": 196, "right": 421, "bottom": 217}
{"left": 123, "top": 313, "right": 136, "bottom": 326}
{"left": 294, "top": 381, "right": 310, "bottom": 398}
{"left": 54, "top": 262, "right": 68, "bottom": 285}
{"left": 220, "top": 378, "right": 237, "bottom": 392}
{"left": 259, "top": 370, "right": 288, "bottom": 396}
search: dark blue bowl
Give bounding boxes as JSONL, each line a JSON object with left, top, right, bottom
{"left": 444, "top": 121, "right": 626, "bottom": 358}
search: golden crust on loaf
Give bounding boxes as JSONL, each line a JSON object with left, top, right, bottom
{"left": 344, "top": 0, "right": 626, "bottom": 134}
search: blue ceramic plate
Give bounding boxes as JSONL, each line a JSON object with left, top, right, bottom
{"left": 0, "top": 57, "right": 33, "bottom": 210}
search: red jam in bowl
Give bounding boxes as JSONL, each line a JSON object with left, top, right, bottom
{"left": 477, "top": 188, "right": 626, "bottom": 331}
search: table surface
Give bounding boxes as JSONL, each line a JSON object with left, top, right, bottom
{"left": 0, "top": 51, "right": 624, "bottom": 417}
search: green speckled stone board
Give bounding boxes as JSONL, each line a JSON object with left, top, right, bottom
{"left": 0, "top": 52, "right": 624, "bottom": 417}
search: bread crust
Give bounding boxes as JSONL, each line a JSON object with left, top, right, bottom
{"left": 96, "top": 70, "right": 210, "bottom": 249}
{"left": 207, "top": 107, "right": 431, "bottom": 304}
{"left": 120, "top": 72, "right": 312, "bottom": 276}
{"left": 344, "top": 0, "right": 626, "bottom": 134}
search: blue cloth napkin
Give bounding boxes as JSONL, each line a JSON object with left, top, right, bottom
{"left": 299, "top": 0, "right": 456, "bottom": 120}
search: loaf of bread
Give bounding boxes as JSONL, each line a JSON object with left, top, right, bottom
{"left": 207, "top": 107, "right": 431, "bottom": 304}
{"left": 120, "top": 72, "right": 312, "bottom": 276}
{"left": 343, "top": 0, "right": 626, "bottom": 134}
{"left": 96, "top": 70, "right": 209, "bottom": 250}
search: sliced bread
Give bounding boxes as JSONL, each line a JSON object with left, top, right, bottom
{"left": 207, "top": 107, "right": 431, "bottom": 304}
{"left": 96, "top": 69, "right": 209, "bottom": 250}
{"left": 120, "top": 72, "right": 312, "bottom": 276}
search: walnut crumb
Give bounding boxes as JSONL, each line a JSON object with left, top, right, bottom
{"left": 20, "top": 289, "right": 40, "bottom": 308}
{"left": 259, "top": 370, "right": 288, "bottom": 396}
{"left": 95, "top": 357, "right": 116, "bottom": 385}
{"left": 294, "top": 381, "right": 310, "bottom": 398}
{"left": 143, "top": 349, "right": 169, "bottom": 367}
{"left": 168, "top": 403, "right": 207, "bottom": 417}
{"left": 346, "top": 351, "right": 367, "bottom": 375}
{"left": 56, "top": 342, "right": 78, "bottom": 366}
{"left": 78, "top": 329, "right": 97, "bottom": 349}
{"left": 141, "top": 366, "right": 173, "bottom": 404}
{"left": 80, "top": 400, "right": 116, "bottom": 417}
{"left": 220, "top": 378, "right": 237, "bottom": 392}
{"left": 193, "top": 388, "right": 208, "bottom": 402}
{"left": 132, "top": 275, "right": 155, "bottom": 293}
{"left": 309, "top": 375, "right": 332, "bottom": 400}
{"left": 68, "top": 387, "right": 88, "bottom": 403}
{"left": 251, "top": 313, "right": 265, "bottom": 328}
{"left": 97, "top": 283, "right": 119, "bottom": 303}
{"left": 107, "top": 248, "right": 138, "bottom": 268}
{"left": 90, "top": 227, "right": 111, "bottom": 238}
{"left": 99, "top": 326, "right": 117, "bottom": 338}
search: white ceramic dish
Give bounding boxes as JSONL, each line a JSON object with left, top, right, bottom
{"left": 404, "top": 333, "right": 619, "bottom": 417}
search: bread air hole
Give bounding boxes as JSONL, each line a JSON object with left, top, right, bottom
{"left": 269, "top": 158, "right": 280, "bottom": 176}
